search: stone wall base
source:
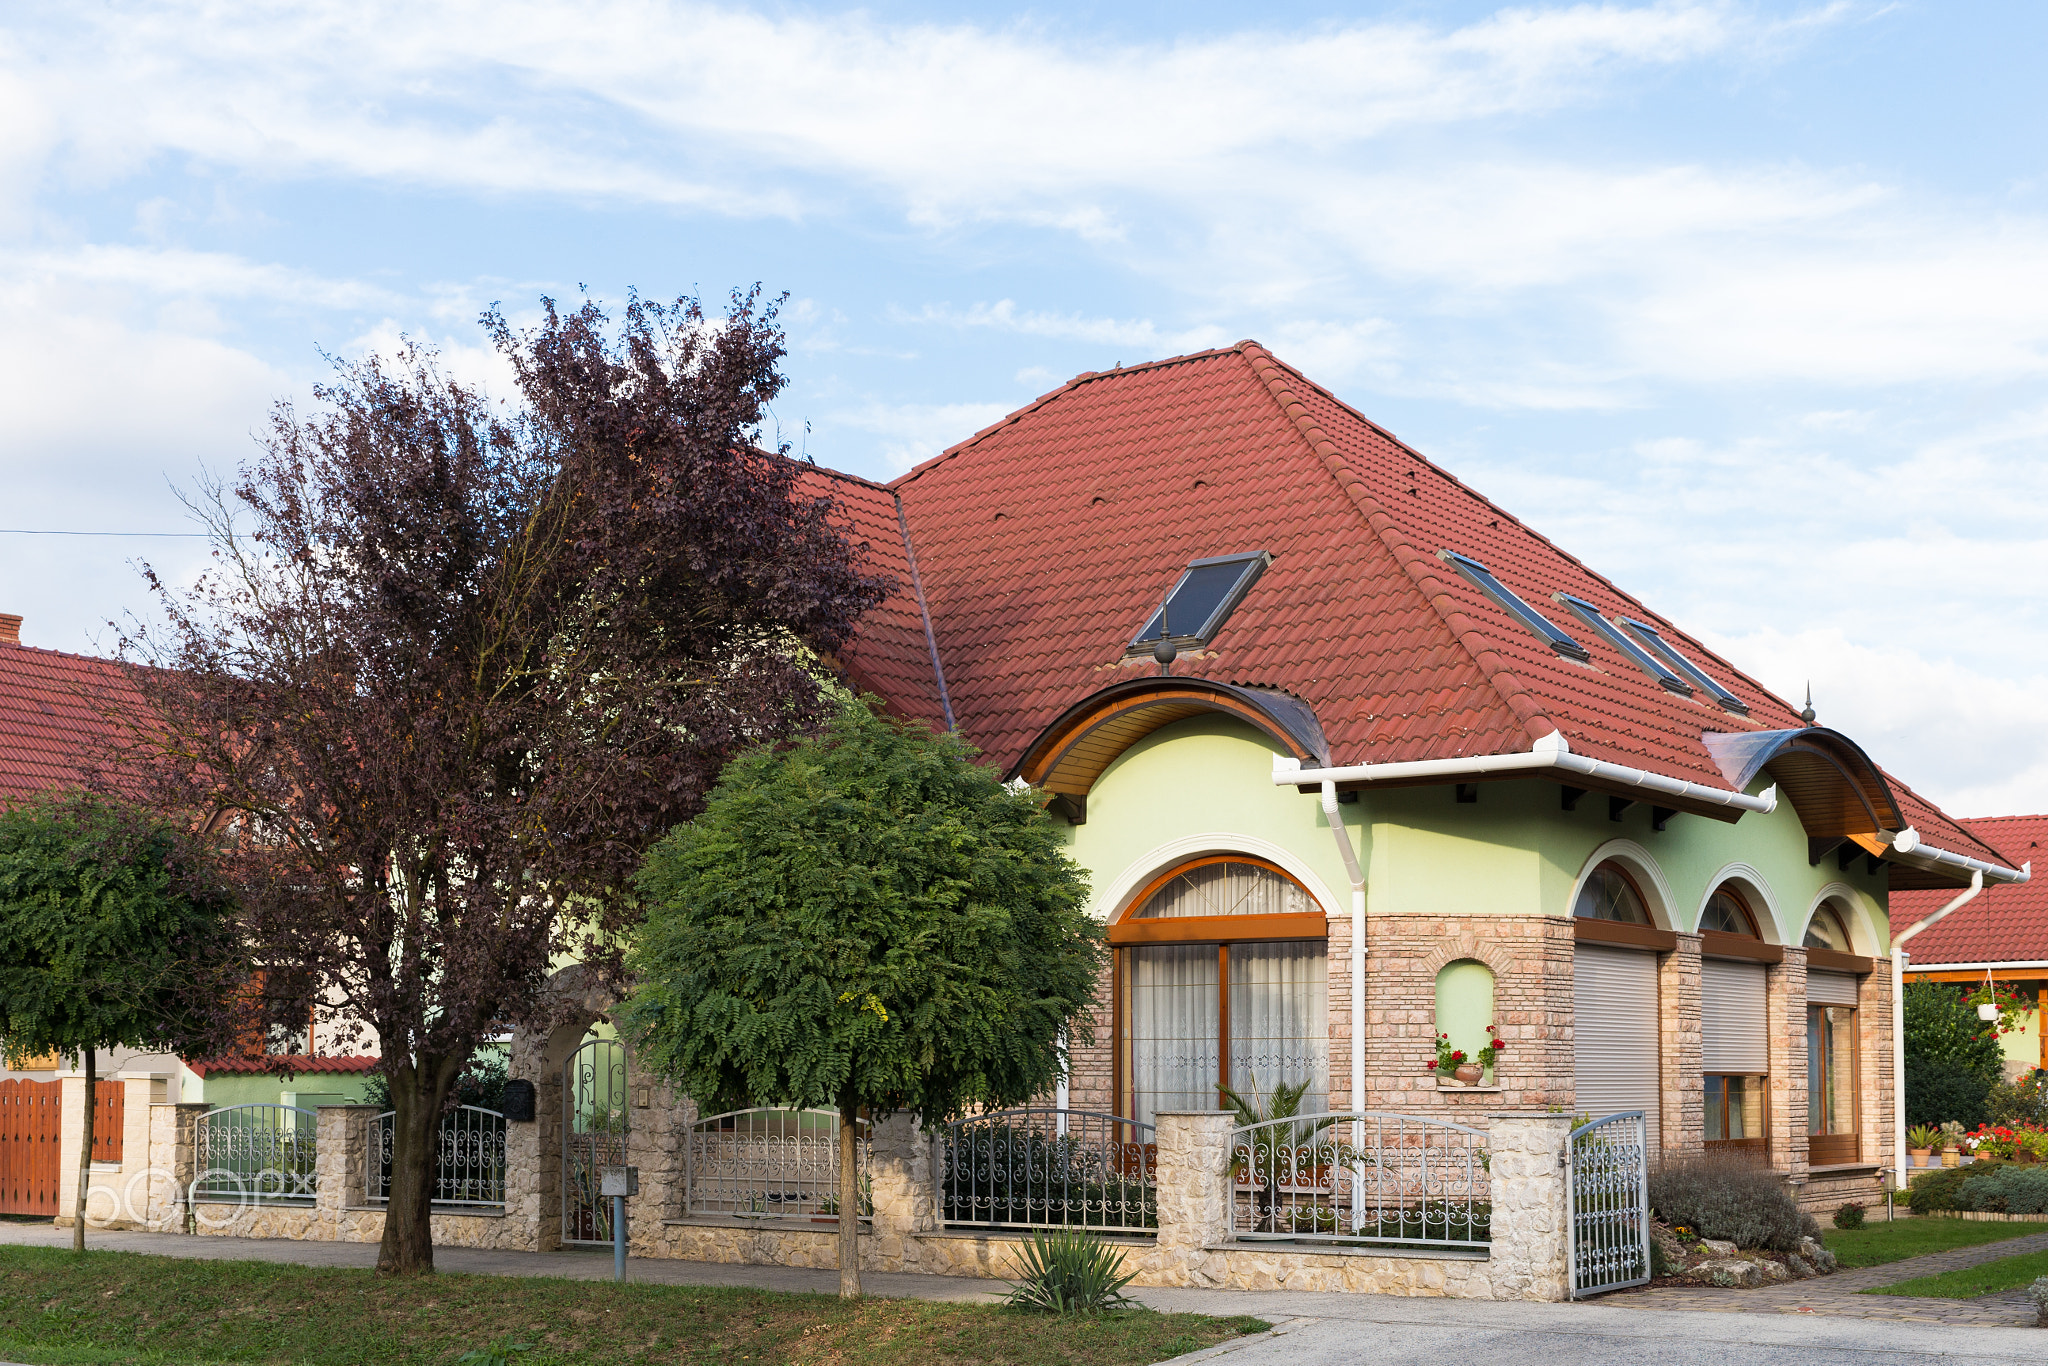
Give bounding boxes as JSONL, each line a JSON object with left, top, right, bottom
{"left": 645, "top": 1221, "right": 1512, "bottom": 1296}
{"left": 1795, "top": 1168, "right": 1887, "bottom": 1218}
{"left": 184, "top": 1203, "right": 536, "bottom": 1250}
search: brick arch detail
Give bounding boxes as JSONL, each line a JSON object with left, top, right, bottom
{"left": 1419, "top": 935, "right": 1515, "bottom": 981}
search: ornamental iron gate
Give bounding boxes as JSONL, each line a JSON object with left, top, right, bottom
{"left": 1567, "top": 1110, "right": 1651, "bottom": 1297}
{"left": 562, "top": 1036, "right": 628, "bottom": 1245}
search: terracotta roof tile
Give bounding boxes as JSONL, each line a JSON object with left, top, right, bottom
{"left": 186, "top": 1054, "right": 380, "bottom": 1077}
{"left": 1892, "top": 814, "right": 2048, "bottom": 964}
{"left": 0, "top": 637, "right": 142, "bottom": 808}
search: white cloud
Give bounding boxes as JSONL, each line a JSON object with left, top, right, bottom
{"left": 830, "top": 399, "right": 1014, "bottom": 474}
{"left": 895, "top": 300, "right": 1228, "bottom": 354}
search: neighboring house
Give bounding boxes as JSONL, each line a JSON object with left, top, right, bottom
{"left": 0, "top": 611, "right": 376, "bottom": 1105}
{"left": 799, "top": 342, "right": 2028, "bottom": 1209}
{"left": 1893, "top": 813, "right": 2048, "bottom": 1079}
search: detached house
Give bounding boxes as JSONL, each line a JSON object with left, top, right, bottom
{"left": 804, "top": 342, "right": 2030, "bottom": 1213}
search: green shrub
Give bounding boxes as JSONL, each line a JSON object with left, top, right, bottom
{"left": 1905, "top": 1162, "right": 1999, "bottom": 1214}
{"left": 1833, "top": 1202, "right": 1866, "bottom": 1230}
{"left": 1002, "top": 1228, "right": 1139, "bottom": 1315}
{"left": 1987, "top": 1073, "right": 2048, "bottom": 1129}
{"left": 1903, "top": 979, "right": 2003, "bottom": 1129}
{"left": 1648, "top": 1153, "right": 1805, "bottom": 1252}
{"left": 1955, "top": 1165, "right": 2048, "bottom": 1215}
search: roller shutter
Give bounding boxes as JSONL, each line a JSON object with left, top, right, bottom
{"left": 1573, "top": 944, "right": 1661, "bottom": 1144}
{"left": 1701, "top": 958, "right": 1770, "bottom": 1072}
{"left": 1807, "top": 971, "right": 1859, "bottom": 1007}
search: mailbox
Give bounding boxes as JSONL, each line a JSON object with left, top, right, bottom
{"left": 600, "top": 1166, "right": 639, "bottom": 1198}
{"left": 500, "top": 1079, "right": 536, "bottom": 1122}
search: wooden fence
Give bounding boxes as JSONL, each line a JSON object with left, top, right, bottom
{"left": 0, "top": 1079, "right": 60, "bottom": 1217}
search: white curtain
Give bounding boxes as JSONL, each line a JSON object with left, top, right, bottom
{"left": 1228, "top": 942, "right": 1328, "bottom": 1114}
{"left": 1138, "top": 861, "right": 1309, "bottom": 918}
{"left": 1129, "top": 945, "right": 1218, "bottom": 1126}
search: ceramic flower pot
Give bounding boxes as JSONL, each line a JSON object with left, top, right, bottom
{"left": 1908, "top": 1148, "right": 1930, "bottom": 1167}
{"left": 1942, "top": 1151, "right": 1961, "bottom": 1167}
{"left": 1453, "top": 1064, "right": 1484, "bottom": 1086}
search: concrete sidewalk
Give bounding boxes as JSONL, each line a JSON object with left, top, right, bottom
{"left": 5, "top": 1224, "right": 2045, "bottom": 1364}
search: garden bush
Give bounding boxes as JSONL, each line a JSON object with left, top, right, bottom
{"left": 1833, "top": 1201, "right": 1866, "bottom": 1230}
{"left": 1002, "top": 1228, "right": 1138, "bottom": 1314}
{"left": 1954, "top": 1165, "right": 2048, "bottom": 1215}
{"left": 1905, "top": 1161, "right": 2002, "bottom": 1214}
{"left": 1987, "top": 1073, "right": 2048, "bottom": 1129}
{"left": 1648, "top": 1152, "right": 1805, "bottom": 1251}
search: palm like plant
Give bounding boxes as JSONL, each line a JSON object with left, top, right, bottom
{"left": 1218, "top": 1079, "right": 1353, "bottom": 1232}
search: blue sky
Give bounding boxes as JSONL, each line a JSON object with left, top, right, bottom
{"left": 2, "top": 1, "right": 2045, "bottom": 816}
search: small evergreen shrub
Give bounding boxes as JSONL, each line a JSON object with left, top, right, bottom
{"left": 1003, "top": 1228, "right": 1139, "bottom": 1315}
{"left": 1905, "top": 1161, "right": 2002, "bottom": 1214}
{"left": 1833, "top": 1202, "right": 1866, "bottom": 1230}
{"left": 1648, "top": 1152, "right": 1805, "bottom": 1252}
{"left": 1955, "top": 1165, "right": 2048, "bottom": 1215}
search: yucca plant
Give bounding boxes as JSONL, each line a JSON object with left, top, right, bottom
{"left": 1002, "top": 1228, "right": 1139, "bottom": 1314}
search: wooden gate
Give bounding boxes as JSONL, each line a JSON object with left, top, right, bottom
{"left": 0, "top": 1080, "right": 61, "bottom": 1217}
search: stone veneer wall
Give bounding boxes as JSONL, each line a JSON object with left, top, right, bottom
{"left": 1657, "top": 935, "right": 1704, "bottom": 1155}
{"left": 1360, "top": 916, "right": 1575, "bottom": 1114}
{"left": 1766, "top": 947, "right": 1810, "bottom": 1184}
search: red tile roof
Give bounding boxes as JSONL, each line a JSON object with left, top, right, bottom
{"left": 1892, "top": 815, "right": 2048, "bottom": 964}
{"left": 186, "top": 1055, "right": 380, "bottom": 1077}
{"left": 810, "top": 341, "right": 2008, "bottom": 882}
{"left": 0, "top": 632, "right": 143, "bottom": 808}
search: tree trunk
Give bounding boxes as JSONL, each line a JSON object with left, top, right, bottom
{"left": 72, "top": 1048, "right": 94, "bottom": 1252}
{"left": 376, "top": 1068, "right": 445, "bottom": 1276}
{"left": 837, "top": 1105, "right": 861, "bottom": 1298}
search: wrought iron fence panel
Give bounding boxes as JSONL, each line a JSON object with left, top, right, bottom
{"left": 940, "top": 1109, "right": 1157, "bottom": 1234}
{"left": 368, "top": 1105, "right": 508, "bottom": 1208}
{"left": 685, "top": 1108, "right": 870, "bottom": 1220}
{"left": 1568, "top": 1111, "right": 1651, "bottom": 1297}
{"left": 1228, "top": 1111, "right": 1490, "bottom": 1248}
{"left": 191, "top": 1104, "right": 318, "bottom": 1205}
{"left": 563, "top": 1037, "right": 628, "bottom": 1245}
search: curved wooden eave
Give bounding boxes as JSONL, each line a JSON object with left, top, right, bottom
{"left": 1011, "top": 678, "right": 1330, "bottom": 798}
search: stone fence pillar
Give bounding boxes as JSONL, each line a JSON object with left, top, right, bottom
{"left": 1486, "top": 1113, "right": 1571, "bottom": 1301}
{"left": 145, "top": 1103, "right": 207, "bottom": 1232}
{"left": 1153, "top": 1112, "right": 1232, "bottom": 1260}
{"left": 316, "top": 1106, "right": 380, "bottom": 1218}
{"left": 866, "top": 1112, "right": 937, "bottom": 1264}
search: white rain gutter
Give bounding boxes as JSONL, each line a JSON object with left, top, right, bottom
{"left": 1882, "top": 828, "right": 2033, "bottom": 887}
{"left": 1891, "top": 870, "right": 1984, "bottom": 1191}
{"left": 1320, "top": 781, "right": 1367, "bottom": 1127}
{"left": 1275, "top": 730, "right": 1778, "bottom": 816}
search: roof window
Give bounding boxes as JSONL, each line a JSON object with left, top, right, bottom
{"left": 1130, "top": 551, "right": 1269, "bottom": 651}
{"left": 1437, "top": 551, "right": 1588, "bottom": 662}
{"left": 1553, "top": 594, "right": 1692, "bottom": 695}
{"left": 1618, "top": 618, "right": 1749, "bottom": 716}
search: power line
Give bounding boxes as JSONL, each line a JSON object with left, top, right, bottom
{"left": 0, "top": 529, "right": 209, "bottom": 537}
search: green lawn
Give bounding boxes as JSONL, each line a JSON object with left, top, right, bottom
{"left": 0, "top": 1246, "right": 1268, "bottom": 1366}
{"left": 1821, "top": 1217, "right": 2048, "bottom": 1268}
{"left": 1864, "top": 1248, "right": 2048, "bottom": 1299}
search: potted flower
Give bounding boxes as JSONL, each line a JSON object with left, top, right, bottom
{"left": 1428, "top": 1027, "right": 1506, "bottom": 1087}
{"left": 1907, "top": 1125, "right": 1937, "bottom": 1167}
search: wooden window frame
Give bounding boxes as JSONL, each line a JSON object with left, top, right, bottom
{"left": 1807, "top": 1003, "right": 1859, "bottom": 1166}
{"left": 1574, "top": 860, "right": 1656, "bottom": 930}
{"left": 1703, "top": 1072, "right": 1769, "bottom": 1154}
{"left": 1702, "top": 885, "right": 1762, "bottom": 939}
{"left": 1112, "top": 857, "right": 1329, "bottom": 1120}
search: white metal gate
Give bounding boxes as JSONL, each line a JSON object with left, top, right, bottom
{"left": 1567, "top": 1110, "right": 1651, "bottom": 1297}
{"left": 562, "top": 1036, "right": 628, "bottom": 1245}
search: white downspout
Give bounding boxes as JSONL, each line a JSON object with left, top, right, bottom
{"left": 1891, "top": 869, "right": 1983, "bottom": 1190}
{"left": 1322, "top": 781, "right": 1367, "bottom": 1147}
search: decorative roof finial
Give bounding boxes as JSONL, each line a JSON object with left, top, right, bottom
{"left": 1800, "top": 682, "right": 1816, "bottom": 726}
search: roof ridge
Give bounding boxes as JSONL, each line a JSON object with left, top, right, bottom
{"left": 889, "top": 344, "right": 1246, "bottom": 489}
{"left": 1962, "top": 814, "right": 2048, "bottom": 825}
{"left": 1236, "top": 342, "right": 1557, "bottom": 752}
{"left": 1253, "top": 359, "right": 1803, "bottom": 725}
{"left": 797, "top": 459, "right": 896, "bottom": 496}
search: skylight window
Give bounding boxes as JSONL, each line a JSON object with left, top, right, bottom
{"left": 1553, "top": 594, "right": 1692, "bottom": 696}
{"left": 1618, "top": 619, "right": 1749, "bottom": 716}
{"left": 1436, "top": 551, "right": 1588, "bottom": 662}
{"left": 1130, "top": 552, "right": 1269, "bottom": 650}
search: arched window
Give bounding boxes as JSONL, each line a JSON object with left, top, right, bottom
{"left": 1113, "top": 858, "right": 1327, "bottom": 1127}
{"left": 1574, "top": 863, "right": 1650, "bottom": 925}
{"left": 1804, "top": 902, "right": 1852, "bottom": 952}
{"left": 1700, "top": 888, "right": 1760, "bottom": 937}
{"left": 1701, "top": 882, "right": 1766, "bottom": 1152}
{"left": 1435, "top": 960, "right": 1497, "bottom": 1083}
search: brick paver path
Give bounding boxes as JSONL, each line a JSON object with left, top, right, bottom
{"left": 1614, "top": 1229, "right": 2048, "bottom": 1326}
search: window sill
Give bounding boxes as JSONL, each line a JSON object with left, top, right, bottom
{"left": 1806, "top": 1163, "right": 1881, "bottom": 1177}
{"left": 1435, "top": 1084, "right": 1501, "bottom": 1093}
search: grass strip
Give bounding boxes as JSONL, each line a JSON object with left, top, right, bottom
{"left": 1820, "top": 1218, "right": 2048, "bottom": 1268}
{"left": 0, "top": 1245, "right": 1267, "bottom": 1366}
{"left": 1862, "top": 1247, "right": 2048, "bottom": 1300}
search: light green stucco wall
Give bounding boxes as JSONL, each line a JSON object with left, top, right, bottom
{"left": 1060, "top": 716, "right": 1362, "bottom": 919}
{"left": 195, "top": 1072, "right": 374, "bottom": 1110}
{"left": 1058, "top": 715, "right": 1893, "bottom": 951}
